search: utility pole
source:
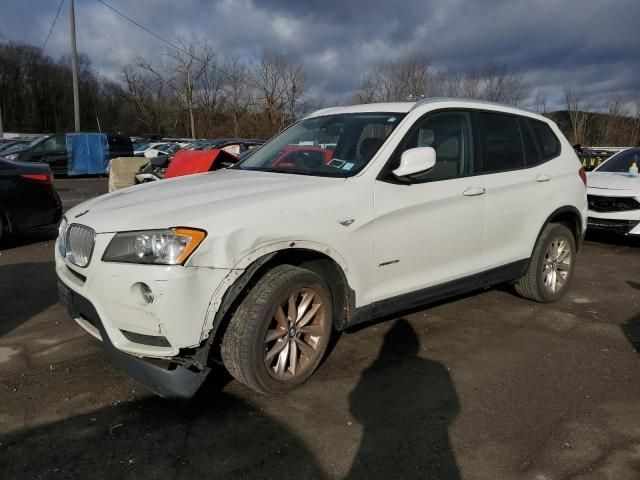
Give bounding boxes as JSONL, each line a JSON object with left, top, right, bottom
{"left": 70, "top": 0, "right": 80, "bottom": 132}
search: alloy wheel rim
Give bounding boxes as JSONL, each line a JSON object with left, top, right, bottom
{"left": 264, "top": 287, "right": 327, "bottom": 381}
{"left": 542, "top": 237, "right": 572, "bottom": 293}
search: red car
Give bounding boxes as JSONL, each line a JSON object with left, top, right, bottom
{"left": 164, "top": 149, "right": 239, "bottom": 179}
{"left": 270, "top": 146, "right": 333, "bottom": 168}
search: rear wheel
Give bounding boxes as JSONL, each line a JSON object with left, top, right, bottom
{"left": 515, "top": 223, "right": 576, "bottom": 302}
{"left": 221, "top": 265, "right": 333, "bottom": 395}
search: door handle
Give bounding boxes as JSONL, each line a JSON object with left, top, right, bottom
{"left": 463, "top": 186, "right": 486, "bottom": 197}
{"left": 536, "top": 174, "right": 552, "bottom": 182}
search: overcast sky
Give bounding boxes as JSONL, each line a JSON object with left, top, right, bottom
{"left": 2, "top": 0, "right": 639, "bottom": 111}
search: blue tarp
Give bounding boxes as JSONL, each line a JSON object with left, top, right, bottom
{"left": 66, "top": 133, "right": 109, "bottom": 175}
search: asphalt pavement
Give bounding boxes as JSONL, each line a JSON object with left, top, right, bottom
{"left": 0, "top": 179, "right": 639, "bottom": 479}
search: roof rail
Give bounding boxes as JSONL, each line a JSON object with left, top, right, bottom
{"left": 409, "top": 97, "right": 537, "bottom": 114}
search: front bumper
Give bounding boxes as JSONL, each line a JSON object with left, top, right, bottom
{"left": 55, "top": 231, "right": 239, "bottom": 398}
{"left": 587, "top": 211, "right": 640, "bottom": 235}
{"left": 55, "top": 232, "right": 234, "bottom": 357}
{"left": 58, "top": 281, "right": 208, "bottom": 399}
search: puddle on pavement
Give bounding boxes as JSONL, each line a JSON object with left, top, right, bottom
{"left": 0, "top": 346, "right": 20, "bottom": 364}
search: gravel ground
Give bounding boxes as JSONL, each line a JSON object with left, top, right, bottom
{"left": 0, "top": 179, "right": 639, "bottom": 479}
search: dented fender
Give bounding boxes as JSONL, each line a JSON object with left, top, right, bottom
{"left": 199, "top": 240, "right": 354, "bottom": 343}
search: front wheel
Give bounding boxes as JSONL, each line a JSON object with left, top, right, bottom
{"left": 221, "top": 265, "right": 333, "bottom": 395}
{"left": 515, "top": 223, "right": 577, "bottom": 303}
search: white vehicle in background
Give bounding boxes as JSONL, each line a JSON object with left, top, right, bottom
{"left": 143, "top": 143, "right": 175, "bottom": 159}
{"left": 56, "top": 98, "right": 587, "bottom": 399}
{"left": 133, "top": 143, "right": 152, "bottom": 156}
{"left": 587, "top": 146, "right": 640, "bottom": 235}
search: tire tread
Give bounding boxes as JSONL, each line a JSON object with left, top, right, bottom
{"left": 221, "top": 264, "right": 326, "bottom": 394}
{"left": 515, "top": 223, "right": 575, "bottom": 303}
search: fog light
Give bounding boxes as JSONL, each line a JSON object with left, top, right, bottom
{"left": 131, "top": 282, "right": 154, "bottom": 305}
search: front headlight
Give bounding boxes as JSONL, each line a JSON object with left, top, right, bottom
{"left": 58, "top": 217, "right": 68, "bottom": 257}
{"left": 102, "top": 228, "right": 206, "bottom": 265}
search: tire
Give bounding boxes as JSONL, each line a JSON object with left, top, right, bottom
{"left": 515, "top": 223, "right": 576, "bottom": 303}
{"left": 221, "top": 264, "right": 333, "bottom": 395}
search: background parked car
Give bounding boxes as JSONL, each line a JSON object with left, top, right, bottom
{"left": 0, "top": 156, "right": 61, "bottom": 241}
{"left": 4, "top": 133, "right": 133, "bottom": 175}
{"left": 587, "top": 146, "right": 640, "bottom": 235}
{"left": 143, "top": 143, "right": 176, "bottom": 159}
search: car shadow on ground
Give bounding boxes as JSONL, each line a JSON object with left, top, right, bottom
{"left": 0, "top": 321, "right": 461, "bottom": 479}
{"left": 348, "top": 319, "right": 461, "bottom": 479}
{"left": 622, "top": 280, "right": 640, "bottom": 353}
{"left": 0, "top": 225, "right": 58, "bottom": 251}
{"left": 0, "top": 261, "right": 58, "bottom": 337}
{"left": 0, "top": 384, "right": 328, "bottom": 479}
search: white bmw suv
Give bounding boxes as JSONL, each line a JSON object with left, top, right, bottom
{"left": 56, "top": 99, "right": 587, "bottom": 398}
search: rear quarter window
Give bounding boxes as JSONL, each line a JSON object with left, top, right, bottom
{"left": 529, "top": 120, "right": 561, "bottom": 160}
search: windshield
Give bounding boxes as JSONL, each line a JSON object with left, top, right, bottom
{"left": 2, "top": 137, "right": 42, "bottom": 154}
{"left": 237, "top": 112, "right": 405, "bottom": 177}
{"left": 596, "top": 148, "right": 640, "bottom": 173}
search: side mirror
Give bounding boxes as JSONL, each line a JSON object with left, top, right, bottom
{"left": 392, "top": 147, "right": 436, "bottom": 178}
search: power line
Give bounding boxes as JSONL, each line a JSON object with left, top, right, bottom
{"left": 94, "top": 0, "right": 256, "bottom": 89}
{"left": 41, "top": 0, "right": 65, "bottom": 53}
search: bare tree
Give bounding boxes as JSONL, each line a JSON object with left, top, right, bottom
{"left": 194, "top": 41, "right": 224, "bottom": 136}
{"left": 462, "top": 67, "right": 481, "bottom": 99}
{"left": 165, "top": 38, "right": 216, "bottom": 139}
{"left": 533, "top": 91, "right": 547, "bottom": 114}
{"left": 429, "top": 69, "right": 461, "bottom": 97}
{"left": 598, "top": 94, "right": 625, "bottom": 145}
{"left": 631, "top": 100, "right": 640, "bottom": 146}
{"left": 393, "top": 54, "right": 430, "bottom": 100}
{"left": 123, "top": 65, "right": 168, "bottom": 133}
{"left": 252, "top": 50, "right": 287, "bottom": 133}
{"left": 223, "top": 55, "right": 253, "bottom": 137}
{"left": 351, "top": 54, "right": 431, "bottom": 103}
{"left": 564, "top": 86, "right": 590, "bottom": 145}
{"left": 477, "top": 63, "right": 528, "bottom": 105}
{"left": 283, "top": 61, "right": 307, "bottom": 124}
{"left": 250, "top": 50, "right": 308, "bottom": 133}
{"left": 352, "top": 72, "right": 378, "bottom": 104}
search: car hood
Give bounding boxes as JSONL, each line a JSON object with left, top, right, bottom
{"left": 587, "top": 172, "right": 640, "bottom": 193}
{"left": 65, "top": 169, "right": 347, "bottom": 233}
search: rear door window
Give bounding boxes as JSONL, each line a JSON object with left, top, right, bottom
{"left": 477, "top": 112, "right": 525, "bottom": 173}
{"left": 44, "top": 135, "right": 66, "bottom": 155}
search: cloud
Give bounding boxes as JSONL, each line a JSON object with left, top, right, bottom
{"left": 1, "top": 0, "right": 639, "bottom": 109}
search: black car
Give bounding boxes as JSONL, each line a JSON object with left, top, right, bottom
{"left": 4, "top": 133, "right": 133, "bottom": 176}
{"left": 0, "top": 157, "right": 62, "bottom": 241}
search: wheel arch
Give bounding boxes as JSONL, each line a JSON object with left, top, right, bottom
{"left": 195, "top": 246, "right": 356, "bottom": 368}
{"left": 534, "top": 206, "right": 584, "bottom": 255}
